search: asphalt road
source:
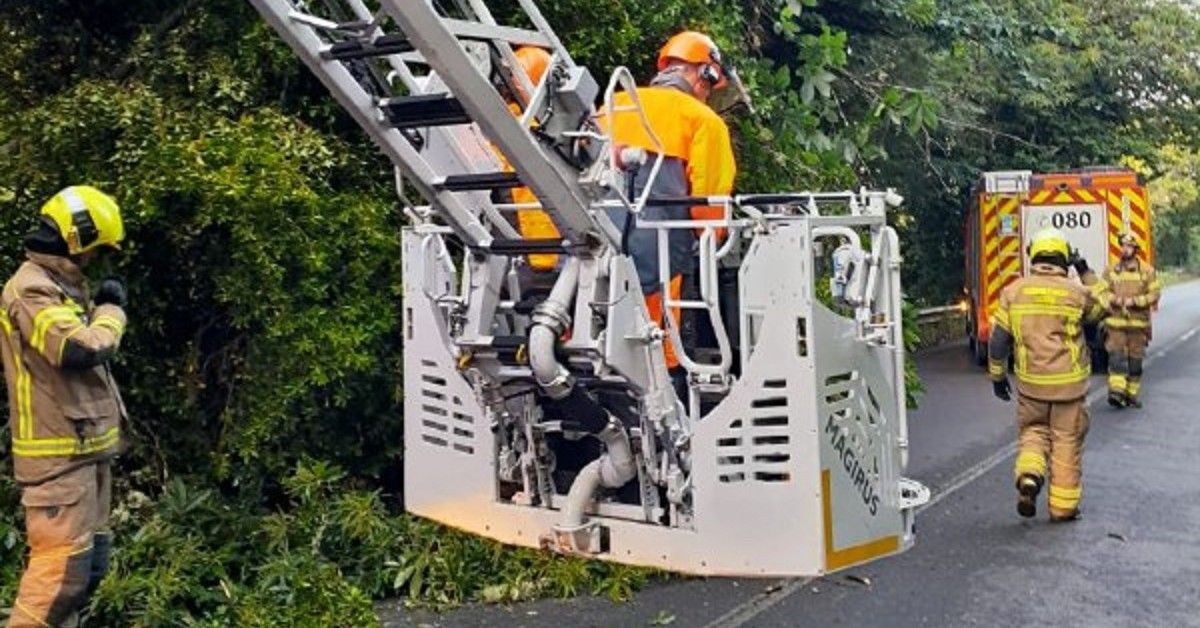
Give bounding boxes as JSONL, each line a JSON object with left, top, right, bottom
{"left": 381, "top": 280, "right": 1200, "bottom": 628}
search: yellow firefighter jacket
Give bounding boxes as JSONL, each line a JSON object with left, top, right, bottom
{"left": 0, "top": 253, "right": 126, "bottom": 484}
{"left": 1098, "top": 258, "right": 1160, "bottom": 332}
{"left": 988, "top": 263, "right": 1109, "bottom": 401}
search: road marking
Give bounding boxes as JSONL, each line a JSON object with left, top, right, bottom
{"left": 701, "top": 577, "right": 815, "bottom": 628}
{"left": 919, "top": 441, "right": 1015, "bottom": 512}
{"left": 707, "top": 322, "right": 1200, "bottom": 628}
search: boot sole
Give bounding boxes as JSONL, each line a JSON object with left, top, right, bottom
{"left": 1016, "top": 477, "right": 1040, "bottom": 518}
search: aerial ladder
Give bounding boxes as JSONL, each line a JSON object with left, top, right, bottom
{"left": 249, "top": 0, "right": 929, "bottom": 576}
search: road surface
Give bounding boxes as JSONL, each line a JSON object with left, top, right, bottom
{"left": 380, "top": 280, "right": 1200, "bottom": 627}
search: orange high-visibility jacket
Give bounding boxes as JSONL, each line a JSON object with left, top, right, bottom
{"left": 601, "top": 85, "right": 736, "bottom": 293}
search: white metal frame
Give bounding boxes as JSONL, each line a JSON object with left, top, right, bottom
{"left": 250, "top": 0, "right": 928, "bottom": 576}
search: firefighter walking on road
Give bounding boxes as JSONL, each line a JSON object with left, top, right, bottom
{"left": 1099, "top": 233, "right": 1160, "bottom": 409}
{"left": 988, "top": 228, "right": 1109, "bottom": 522}
{"left": 2, "top": 186, "right": 128, "bottom": 627}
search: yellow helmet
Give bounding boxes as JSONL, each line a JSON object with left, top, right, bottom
{"left": 1029, "top": 227, "right": 1070, "bottom": 260}
{"left": 39, "top": 186, "right": 124, "bottom": 255}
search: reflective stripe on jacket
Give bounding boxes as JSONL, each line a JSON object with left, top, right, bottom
{"left": 1, "top": 253, "right": 126, "bottom": 484}
{"left": 988, "top": 263, "right": 1107, "bottom": 401}
{"left": 1098, "top": 260, "right": 1159, "bottom": 330}
{"left": 601, "top": 86, "right": 735, "bottom": 294}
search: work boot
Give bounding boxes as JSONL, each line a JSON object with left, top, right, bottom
{"left": 1107, "top": 391, "right": 1127, "bottom": 408}
{"left": 1016, "top": 474, "right": 1041, "bottom": 518}
{"left": 1049, "top": 509, "right": 1081, "bottom": 523}
{"left": 1126, "top": 396, "right": 1143, "bottom": 409}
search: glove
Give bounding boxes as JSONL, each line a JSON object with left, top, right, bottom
{"left": 1068, "top": 248, "right": 1089, "bottom": 275}
{"left": 94, "top": 277, "right": 127, "bottom": 308}
{"left": 992, "top": 377, "right": 1012, "bottom": 402}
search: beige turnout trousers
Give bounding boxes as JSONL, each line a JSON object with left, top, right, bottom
{"left": 1013, "top": 395, "right": 1089, "bottom": 518}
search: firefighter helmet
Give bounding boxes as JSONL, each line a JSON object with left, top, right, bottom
{"left": 1029, "top": 227, "right": 1070, "bottom": 260}
{"left": 39, "top": 186, "right": 124, "bottom": 255}
{"left": 1118, "top": 232, "right": 1139, "bottom": 249}
{"left": 657, "top": 31, "right": 727, "bottom": 88}
{"left": 514, "top": 47, "right": 551, "bottom": 90}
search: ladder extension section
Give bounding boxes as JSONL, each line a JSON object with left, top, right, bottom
{"left": 247, "top": 0, "right": 617, "bottom": 252}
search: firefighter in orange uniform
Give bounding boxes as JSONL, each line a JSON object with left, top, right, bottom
{"left": 988, "top": 228, "right": 1109, "bottom": 522}
{"left": 1099, "top": 232, "right": 1160, "bottom": 408}
{"left": 602, "top": 31, "right": 738, "bottom": 391}
{"left": 2, "top": 186, "right": 128, "bottom": 626}
{"left": 505, "top": 46, "right": 561, "bottom": 275}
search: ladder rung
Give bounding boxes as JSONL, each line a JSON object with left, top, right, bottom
{"left": 486, "top": 238, "right": 570, "bottom": 255}
{"left": 322, "top": 33, "right": 413, "bottom": 61}
{"left": 439, "top": 172, "right": 524, "bottom": 192}
{"left": 443, "top": 19, "right": 552, "bottom": 48}
{"left": 379, "top": 94, "right": 471, "bottom": 129}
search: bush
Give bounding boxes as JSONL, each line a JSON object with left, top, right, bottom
{"left": 87, "top": 460, "right": 655, "bottom": 625}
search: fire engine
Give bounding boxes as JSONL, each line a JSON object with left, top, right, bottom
{"left": 965, "top": 168, "right": 1152, "bottom": 366}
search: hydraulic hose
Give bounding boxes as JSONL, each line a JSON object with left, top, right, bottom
{"left": 529, "top": 258, "right": 580, "bottom": 399}
{"left": 560, "top": 418, "right": 637, "bottom": 529}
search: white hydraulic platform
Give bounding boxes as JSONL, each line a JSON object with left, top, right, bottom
{"left": 249, "top": 0, "right": 929, "bottom": 576}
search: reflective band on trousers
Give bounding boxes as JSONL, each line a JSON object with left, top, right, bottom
{"left": 1106, "top": 317, "right": 1149, "bottom": 329}
{"left": 1048, "top": 484, "right": 1082, "bottom": 510}
{"left": 1015, "top": 451, "right": 1047, "bottom": 479}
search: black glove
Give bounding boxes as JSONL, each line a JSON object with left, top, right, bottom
{"left": 992, "top": 377, "right": 1012, "bottom": 401}
{"left": 1068, "top": 248, "right": 1089, "bottom": 275}
{"left": 94, "top": 277, "right": 127, "bottom": 308}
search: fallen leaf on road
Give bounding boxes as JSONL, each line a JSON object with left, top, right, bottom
{"left": 845, "top": 574, "right": 872, "bottom": 587}
{"left": 1107, "top": 532, "right": 1128, "bottom": 542}
{"left": 649, "top": 611, "right": 676, "bottom": 626}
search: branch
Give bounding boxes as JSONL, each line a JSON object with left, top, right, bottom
{"left": 937, "top": 117, "right": 1044, "bottom": 149}
{"left": 836, "top": 68, "right": 1047, "bottom": 150}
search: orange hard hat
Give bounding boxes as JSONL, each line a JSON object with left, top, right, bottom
{"left": 657, "top": 31, "right": 726, "bottom": 88}
{"left": 514, "top": 46, "right": 552, "bottom": 88}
